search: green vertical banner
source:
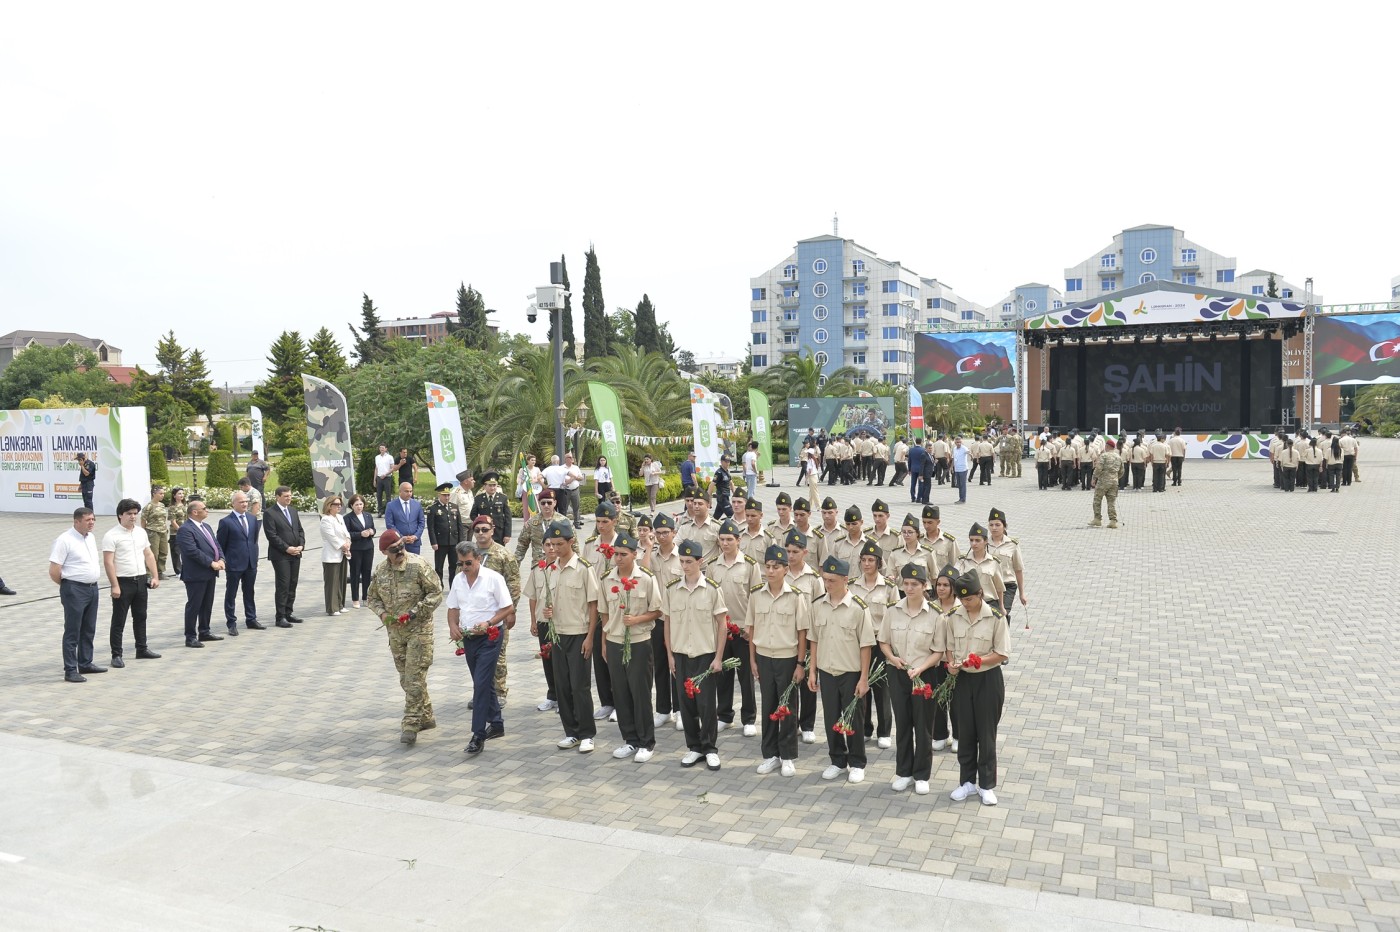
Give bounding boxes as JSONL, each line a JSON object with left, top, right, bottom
{"left": 748, "top": 388, "right": 773, "bottom": 472}
{"left": 586, "top": 381, "right": 627, "bottom": 497}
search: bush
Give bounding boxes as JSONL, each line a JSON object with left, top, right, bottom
{"left": 215, "top": 421, "right": 235, "bottom": 451}
{"left": 628, "top": 474, "right": 683, "bottom": 505}
{"left": 149, "top": 447, "right": 169, "bottom": 482}
{"left": 205, "top": 450, "right": 239, "bottom": 488}
{"left": 276, "top": 453, "right": 315, "bottom": 494}
{"left": 357, "top": 449, "right": 380, "bottom": 494}
{"left": 19, "top": 398, "right": 42, "bottom": 409}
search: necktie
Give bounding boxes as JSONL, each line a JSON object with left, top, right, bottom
{"left": 283, "top": 506, "right": 291, "bottom": 523}
{"left": 199, "top": 522, "right": 222, "bottom": 560}
{"left": 239, "top": 513, "right": 248, "bottom": 535}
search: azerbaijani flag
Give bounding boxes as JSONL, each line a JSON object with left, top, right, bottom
{"left": 913, "top": 332, "right": 1016, "bottom": 393}
{"left": 1313, "top": 313, "right": 1400, "bottom": 385}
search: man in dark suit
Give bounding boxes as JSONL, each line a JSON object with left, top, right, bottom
{"left": 216, "top": 489, "right": 263, "bottom": 634}
{"left": 384, "top": 482, "right": 426, "bottom": 554}
{"left": 175, "top": 499, "right": 226, "bottom": 647}
{"left": 263, "top": 485, "right": 307, "bottom": 628}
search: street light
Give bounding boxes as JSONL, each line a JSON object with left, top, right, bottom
{"left": 187, "top": 434, "right": 200, "bottom": 491}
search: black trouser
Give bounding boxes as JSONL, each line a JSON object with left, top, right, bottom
{"left": 182, "top": 578, "right": 216, "bottom": 639}
{"left": 1131, "top": 463, "right": 1146, "bottom": 490}
{"left": 1001, "top": 583, "right": 1017, "bottom": 624}
{"left": 1273, "top": 461, "right": 1282, "bottom": 488}
{"left": 1061, "top": 461, "right": 1075, "bottom": 489}
{"left": 1036, "top": 462, "right": 1049, "bottom": 489}
{"left": 717, "top": 635, "right": 756, "bottom": 725}
{"left": 979, "top": 456, "right": 993, "bottom": 485}
{"left": 874, "top": 461, "right": 887, "bottom": 485}
{"left": 934, "top": 459, "right": 948, "bottom": 484}
{"left": 606, "top": 638, "right": 655, "bottom": 751}
{"left": 61, "top": 580, "right": 99, "bottom": 673}
{"left": 931, "top": 663, "right": 957, "bottom": 743}
{"left": 433, "top": 546, "right": 457, "bottom": 585}
{"left": 1152, "top": 463, "right": 1167, "bottom": 492}
{"left": 109, "top": 575, "right": 150, "bottom": 656}
{"left": 862, "top": 668, "right": 891, "bottom": 739}
{"left": 1282, "top": 467, "right": 1296, "bottom": 492}
{"left": 890, "top": 667, "right": 936, "bottom": 780}
{"left": 794, "top": 465, "right": 807, "bottom": 487}
{"left": 81, "top": 486, "right": 94, "bottom": 510}
{"left": 1305, "top": 463, "right": 1319, "bottom": 491}
{"left": 756, "top": 654, "right": 800, "bottom": 761}
{"left": 536, "top": 629, "right": 557, "bottom": 701}
{"left": 375, "top": 476, "right": 394, "bottom": 514}
{"left": 818, "top": 669, "right": 865, "bottom": 768}
{"left": 951, "top": 667, "right": 1003, "bottom": 789}
{"left": 1080, "top": 462, "right": 1093, "bottom": 490}
{"left": 550, "top": 632, "right": 595, "bottom": 739}
{"left": 224, "top": 566, "right": 257, "bottom": 626}
{"left": 798, "top": 665, "right": 819, "bottom": 732}
{"left": 891, "top": 462, "right": 906, "bottom": 486}
{"left": 1342, "top": 456, "right": 1354, "bottom": 486}
{"left": 271, "top": 557, "right": 300, "bottom": 619}
{"left": 349, "top": 550, "right": 373, "bottom": 601}
{"left": 1327, "top": 463, "right": 1342, "bottom": 492}
{"left": 1170, "top": 456, "right": 1183, "bottom": 485}
{"left": 676, "top": 651, "right": 718, "bottom": 754}
{"left": 591, "top": 626, "right": 614, "bottom": 708}
{"left": 650, "top": 624, "right": 675, "bottom": 714}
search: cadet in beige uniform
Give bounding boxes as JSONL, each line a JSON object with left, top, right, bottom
{"left": 880, "top": 562, "right": 941, "bottom": 795}
{"left": 664, "top": 539, "right": 729, "bottom": 771}
{"left": 1149, "top": 432, "right": 1171, "bottom": 492}
{"left": 920, "top": 505, "right": 959, "bottom": 573}
{"left": 928, "top": 564, "right": 961, "bottom": 750}
{"left": 600, "top": 533, "right": 663, "bottom": 762}
{"left": 985, "top": 507, "right": 1026, "bottom": 625}
{"left": 533, "top": 523, "right": 602, "bottom": 752}
{"left": 1168, "top": 428, "right": 1187, "bottom": 486}
{"left": 939, "top": 571, "right": 1010, "bottom": 806}
{"left": 710, "top": 518, "right": 761, "bottom": 735}
{"left": 768, "top": 492, "right": 796, "bottom": 541}
{"left": 808, "top": 555, "right": 877, "bottom": 784}
{"left": 738, "top": 498, "right": 775, "bottom": 564}
{"left": 850, "top": 539, "right": 894, "bottom": 748}
{"left": 1278, "top": 439, "right": 1299, "bottom": 492}
{"left": 887, "top": 514, "right": 936, "bottom": 585}
{"left": 581, "top": 501, "right": 622, "bottom": 721}
{"left": 957, "top": 523, "right": 1006, "bottom": 610}
{"left": 792, "top": 498, "right": 820, "bottom": 573}
{"left": 747, "top": 544, "right": 811, "bottom": 777}
{"left": 813, "top": 496, "right": 842, "bottom": 562}
{"left": 828, "top": 505, "right": 871, "bottom": 569}
{"left": 648, "top": 514, "right": 683, "bottom": 725}
{"left": 783, "top": 528, "right": 824, "bottom": 742}
{"left": 677, "top": 491, "right": 722, "bottom": 561}
{"left": 870, "top": 499, "right": 900, "bottom": 556}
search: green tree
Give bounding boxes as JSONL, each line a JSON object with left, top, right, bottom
{"left": 251, "top": 331, "right": 307, "bottom": 426}
{"left": 925, "top": 394, "right": 982, "bottom": 435}
{"left": 149, "top": 447, "right": 169, "bottom": 482}
{"left": 0, "top": 343, "right": 101, "bottom": 408}
{"left": 449, "top": 282, "right": 492, "bottom": 350}
{"left": 1351, "top": 384, "right": 1400, "bottom": 435}
{"left": 633, "top": 293, "right": 661, "bottom": 354}
{"left": 676, "top": 349, "right": 697, "bottom": 372}
{"left": 183, "top": 348, "right": 219, "bottom": 429}
{"left": 473, "top": 345, "right": 586, "bottom": 469}
{"left": 581, "top": 246, "right": 608, "bottom": 359}
{"left": 1266, "top": 274, "right": 1279, "bottom": 298}
{"left": 348, "top": 293, "right": 388, "bottom": 365}
{"left": 205, "top": 450, "right": 239, "bottom": 488}
{"left": 756, "top": 350, "right": 860, "bottom": 408}
{"left": 306, "top": 326, "right": 349, "bottom": 381}
{"left": 548, "top": 254, "right": 577, "bottom": 361}
{"left": 586, "top": 346, "right": 691, "bottom": 438}
{"left": 607, "top": 306, "right": 635, "bottom": 347}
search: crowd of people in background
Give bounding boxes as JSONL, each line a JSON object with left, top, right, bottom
{"left": 1270, "top": 426, "right": 1361, "bottom": 492}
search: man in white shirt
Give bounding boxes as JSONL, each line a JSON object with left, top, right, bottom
{"left": 374, "top": 443, "right": 396, "bottom": 515}
{"left": 102, "top": 497, "right": 162, "bottom": 668}
{"left": 562, "top": 452, "right": 585, "bottom": 528}
{"left": 742, "top": 441, "right": 760, "bottom": 499}
{"left": 447, "top": 542, "right": 515, "bottom": 755}
{"left": 50, "top": 507, "right": 105, "bottom": 682}
{"left": 542, "top": 454, "right": 567, "bottom": 502}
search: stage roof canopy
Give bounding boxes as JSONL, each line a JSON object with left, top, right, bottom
{"left": 1023, "top": 282, "right": 1306, "bottom": 331}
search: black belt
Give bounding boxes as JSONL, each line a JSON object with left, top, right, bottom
{"left": 63, "top": 579, "right": 99, "bottom": 587}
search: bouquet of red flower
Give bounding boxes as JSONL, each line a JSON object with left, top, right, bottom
{"left": 378, "top": 611, "right": 412, "bottom": 631}
{"left": 537, "top": 559, "right": 559, "bottom": 644}
{"left": 832, "top": 661, "right": 888, "bottom": 736}
{"left": 486, "top": 624, "right": 501, "bottom": 642}
{"left": 769, "top": 678, "right": 800, "bottom": 722}
{"left": 598, "top": 542, "right": 616, "bottom": 566}
{"left": 610, "top": 576, "right": 640, "bottom": 665}
{"left": 931, "top": 653, "right": 982, "bottom": 708}
{"left": 683, "top": 656, "right": 742, "bottom": 698}
{"left": 535, "top": 642, "right": 552, "bottom": 661}
{"left": 452, "top": 638, "right": 465, "bottom": 657}
{"left": 911, "top": 675, "right": 933, "bottom": 700}
{"left": 725, "top": 615, "right": 743, "bottom": 641}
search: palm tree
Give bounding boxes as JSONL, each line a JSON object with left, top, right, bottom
{"left": 757, "top": 350, "right": 861, "bottom": 408}
{"left": 585, "top": 346, "right": 690, "bottom": 437}
{"left": 925, "top": 394, "right": 983, "bottom": 436}
{"left": 472, "top": 346, "right": 586, "bottom": 470}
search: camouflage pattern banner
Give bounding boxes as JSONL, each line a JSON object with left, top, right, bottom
{"left": 424, "top": 382, "right": 466, "bottom": 488}
{"left": 302, "top": 374, "right": 355, "bottom": 501}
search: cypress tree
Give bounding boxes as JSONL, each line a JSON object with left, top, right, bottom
{"left": 581, "top": 245, "right": 607, "bottom": 359}
{"left": 634, "top": 293, "right": 660, "bottom": 354}
{"left": 548, "top": 255, "right": 577, "bottom": 361}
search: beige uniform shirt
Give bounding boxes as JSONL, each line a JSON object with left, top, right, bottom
{"left": 937, "top": 600, "right": 1010, "bottom": 669}
{"left": 664, "top": 574, "right": 727, "bottom": 657}
{"left": 1278, "top": 447, "right": 1300, "bottom": 468}
{"left": 707, "top": 552, "right": 762, "bottom": 629}
{"left": 987, "top": 536, "right": 1024, "bottom": 586}
{"left": 645, "top": 547, "right": 682, "bottom": 591}
{"left": 678, "top": 517, "right": 721, "bottom": 562}
{"left": 878, "top": 598, "right": 941, "bottom": 666}
{"left": 1148, "top": 440, "right": 1171, "bottom": 464}
{"left": 784, "top": 563, "right": 825, "bottom": 602}
{"left": 923, "top": 530, "right": 958, "bottom": 574}
{"left": 828, "top": 532, "right": 870, "bottom": 570}
{"left": 1167, "top": 435, "right": 1187, "bottom": 457}
{"left": 872, "top": 527, "right": 901, "bottom": 558}
{"left": 931, "top": 439, "right": 949, "bottom": 461}
{"left": 957, "top": 551, "right": 1007, "bottom": 604}
{"left": 600, "top": 566, "right": 662, "bottom": 644}
{"left": 746, "top": 582, "right": 811, "bottom": 660}
{"left": 582, "top": 532, "right": 620, "bottom": 581}
{"left": 809, "top": 590, "right": 876, "bottom": 675}
{"left": 738, "top": 524, "right": 775, "bottom": 564}
{"left": 537, "top": 553, "right": 601, "bottom": 636}
{"left": 849, "top": 574, "right": 896, "bottom": 636}
{"left": 887, "top": 542, "right": 936, "bottom": 582}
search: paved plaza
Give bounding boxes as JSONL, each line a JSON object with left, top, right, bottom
{"left": 1, "top": 443, "right": 1397, "bottom": 930}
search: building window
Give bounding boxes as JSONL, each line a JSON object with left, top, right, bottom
{"left": 1052, "top": 300, "right": 1063, "bottom": 309}
{"left": 813, "top": 328, "right": 829, "bottom": 344}
{"left": 812, "top": 282, "right": 829, "bottom": 298}
{"left": 783, "top": 285, "right": 798, "bottom": 298}
{"left": 752, "top": 355, "right": 767, "bottom": 367}
{"left": 881, "top": 326, "right": 901, "bottom": 340}
{"left": 883, "top": 373, "right": 901, "bottom": 385}
{"left": 852, "top": 260, "right": 865, "bottom": 275}
{"left": 1282, "top": 288, "right": 1293, "bottom": 298}
{"left": 1102, "top": 278, "right": 1117, "bottom": 291}
{"left": 1251, "top": 286, "right": 1264, "bottom": 295}
{"left": 752, "top": 287, "right": 766, "bottom": 301}
{"left": 1101, "top": 254, "right": 1117, "bottom": 269}
{"left": 961, "top": 310, "right": 975, "bottom": 321}
{"left": 852, "top": 282, "right": 866, "bottom": 296}
{"left": 1140, "top": 273, "right": 1156, "bottom": 284}
{"left": 851, "top": 306, "right": 867, "bottom": 319}
{"left": 783, "top": 264, "right": 797, "bottom": 280}
{"left": 1024, "top": 299, "right": 1038, "bottom": 312}
{"left": 813, "top": 304, "right": 829, "bottom": 321}
{"left": 752, "top": 309, "right": 767, "bottom": 323}
{"left": 783, "top": 310, "right": 799, "bottom": 322}
{"left": 1002, "top": 303, "right": 1012, "bottom": 315}
{"left": 753, "top": 332, "right": 768, "bottom": 345}
{"left": 881, "top": 280, "right": 898, "bottom": 293}
{"left": 928, "top": 297, "right": 941, "bottom": 309}
{"left": 851, "top": 328, "right": 866, "bottom": 341}
{"left": 1141, "top": 248, "right": 1157, "bottom": 264}
{"left": 882, "top": 350, "right": 902, "bottom": 363}
{"left": 812, "top": 258, "right": 828, "bottom": 274}
{"left": 882, "top": 304, "right": 900, "bottom": 316}
{"left": 1066, "top": 278, "right": 1083, "bottom": 292}
{"left": 1181, "top": 248, "right": 1197, "bottom": 264}
{"left": 1217, "top": 269, "right": 1235, "bottom": 283}
{"left": 783, "top": 333, "right": 797, "bottom": 345}
{"left": 814, "top": 352, "right": 828, "bottom": 367}
{"left": 851, "top": 351, "right": 866, "bottom": 365}
{"left": 1182, "top": 273, "right": 1196, "bottom": 286}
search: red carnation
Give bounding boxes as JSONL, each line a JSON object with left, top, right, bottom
{"left": 539, "top": 642, "right": 552, "bottom": 661}
{"left": 396, "top": 613, "right": 411, "bottom": 625}
{"left": 454, "top": 647, "right": 466, "bottom": 656}
{"left": 725, "top": 621, "right": 742, "bottom": 641}
{"left": 611, "top": 585, "right": 620, "bottom": 594}
{"left": 487, "top": 625, "right": 501, "bottom": 642}
{"left": 966, "top": 653, "right": 983, "bottom": 669}
{"left": 537, "top": 559, "right": 548, "bottom": 569}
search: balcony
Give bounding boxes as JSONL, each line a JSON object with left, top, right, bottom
{"left": 1173, "top": 260, "right": 1200, "bottom": 270}
{"left": 777, "top": 295, "right": 799, "bottom": 309}
{"left": 1097, "top": 264, "right": 1118, "bottom": 274}
{"left": 843, "top": 270, "right": 869, "bottom": 282}
{"left": 843, "top": 293, "right": 867, "bottom": 304}
{"left": 779, "top": 316, "right": 800, "bottom": 330}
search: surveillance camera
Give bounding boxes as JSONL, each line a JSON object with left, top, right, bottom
{"left": 527, "top": 306, "right": 538, "bottom": 324}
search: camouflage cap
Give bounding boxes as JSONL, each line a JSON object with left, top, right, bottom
{"left": 763, "top": 544, "right": 789, "bottom": 565}
{"left": 901, "top": 562, "right": 927, "bottom": 581}
{"left": 545, "top": 521, "right": 574, "bottom": 540}
{"left": 784, "top": 528, "right": 808, "bottom": 549}
{"left": 820, "top": 555, "right": 850, "bottom": 576}
{"left": 677, "top": 539, "right": 704, "bottom": 559}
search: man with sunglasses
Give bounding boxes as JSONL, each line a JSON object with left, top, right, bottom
{"left": 366, "top": 528, "right": 444, "bottom": 746}
{"left": 448, "top": 542, "right": 514, "bottom": 755}
{"left": 471, "top": 516, "right": 519, "bottom": 707}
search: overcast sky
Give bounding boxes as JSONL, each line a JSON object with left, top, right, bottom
{"left": 3, "top": 3, "right": 1396, "bottom": 388}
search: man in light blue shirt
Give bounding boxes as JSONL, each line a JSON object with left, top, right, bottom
{"left": 951, "top": 437, "right": 970, "bottom": 505}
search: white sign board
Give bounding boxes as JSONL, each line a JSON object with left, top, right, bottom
{"left": 0, "top": 407, "right": 151, "bottom": 514}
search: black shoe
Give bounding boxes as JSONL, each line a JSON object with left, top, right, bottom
{"left": 135, "top": 648, "right": 161, "bottom": 659}
{"left": 185, "top": 638, "right": 204, "bottom": 648}
{"left": 485, "top": 725, "right": 505, "bottom": 740}
{"left": 110, "top": 655, "right": 125, "bottom": 669}
{"left": 65, "top": 672, "right": 87, "bottom": 683}
{"left": 0, "top": 585, "right": 16, "bottom": 596}
{"left": 226, "top": 626, "right": 240, "bottom": 636}
{"left": 78, "top": 663, "right": 107, "bottom": 674}
{"left": 288, "top": 616, "right": 304, "bottom": 623}
{"left": 198, "top": 632, "right": 224, "bottom": 641}
{"left": 246, "top": 620, "right": 266, "bottom": 630}
{"left": 465, "top": 736, "right": 485, "bottom": 754}
{"left": 275, "top": 619, "right": 293, "bottom": 628}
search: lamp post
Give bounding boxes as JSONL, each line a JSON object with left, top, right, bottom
{"left": 188, "top": 435, "right": 200, "bottom": 491}
{"left": 572, "top": 399, "right": 590, "bottom": 460}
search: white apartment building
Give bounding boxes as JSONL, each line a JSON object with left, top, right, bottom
{"left": 987, "top": 283, "right": 1068, "bottom": 324}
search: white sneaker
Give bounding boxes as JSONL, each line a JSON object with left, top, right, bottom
{"left": 914, "top": 780, "right": 930, "bottom": 795}
{"left": 802, "top": 731, "right": 816, "bottom": 744}
{"left": 653, "top": 712, "right": 669, "bottom": 727}
{"left": 847, "top": 768, "right": 865, "bottom": 784}
{"left": 876, "top": 736, "right": 892, "bottom": 750}
{"left": 715, "top": 720, "right": 729, "bottom": 732}
{"left": 608, "top": 710, "right": 617, "bottom": 722}
{"left": 742, "top": 724, "right": 757, "bottom": 737}
{"left": 951, "top": 782, "right": 977, "bottom": 801}
{"left": 594, "top": 705, "right": 614, "bottom": 721}
{"left": 538, "top": 699, "right": 558, "bottom": 712}
{"left": 579, "top": 738, "right": 595, "bottom": 753}
{"left": 612, "top": 744, "right": 636, "bottom": 759}
{"left": 681, "top": 751, "right": 703, "bottom": 767}
{"left": 757, "top": 756, "right": 780, "bottom": 775}
{"left": 676, "top": 716, "right": 685, "bottom": 731}
{"left": 821, "top": 764, "right": 845, "bottom": 781}
{"left": 951, "top": 738, "right": 960, "bottom": 752}
{"left": 931, "top": 738, "right": 948, "bottom": 751}
{"left": 978, "top": 787, "right": 999, "bottom": 806}
{"left": 705, "top": 753, "right": 721, "bottom": 771}
{"left": 557, "top": 736, "right": 580, "bottom": 749}
{"left": 891, "top": 776, "right": 912, "bottom": 792}
{"left": 634, "top": 748, "right": 653, "bottom": 763}
{"left": 780, "top": 759, "right": 796, "bottom": 777}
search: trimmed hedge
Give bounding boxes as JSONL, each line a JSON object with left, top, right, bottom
{"left": 149, "top": 447, "right": 169, "bottom": 482}
{"left": 628, "top": 474, "right": 683, "bottom": 505}
{"left": 276, "top": 453, "right": 315, "bottom": 493}
{"left": 205, "top": 450, "right": 240, "bottom": 488}
{"left": 214, "top": 421, "right": 235, "bottom": 451}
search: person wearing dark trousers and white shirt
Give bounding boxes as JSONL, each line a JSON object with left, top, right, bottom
{"left": 373, "top": 443, "right": 396, "bottom": 514}
{"left": 102, "top": 498, "right": 162, "bottom": 667}
{"left": 50, "top": 508, "right": 105, "bottom": 682}
{"left": 950, "top": 438, "right": 970, "bottom": 505}
{"left": 216, "top": 490, "right": 262, "bottom": 633}
{"left": 263, "top": 485, "right": 307, "bottom": 627}
{"left": 175, "top": 499, "right": 226, "bottom": 647}
{"left": 447, "top": 542, "right": 515, "bottom": 756}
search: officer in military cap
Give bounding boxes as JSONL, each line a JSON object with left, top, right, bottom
{"left": 426, "top": 481, "right": 464, "bottom": 584}
{"left": 366, "top": 529, "right": 444, "bottom": 746}
{"left": 808, "top": 555, "right": 877, "bottom": 784}
{"left": 534, "top": 521, "right": 602, "bottom": 753}
{"left": 469, "top": 472, "right": 512, "bottom": 546}
{"left": 938, "top": 570, "right": 1010, "bottom": 806}
{"left": 747, "top": 543, "right": 811, "bottom": 777}
{"left": 880, "top": 561, "right": 942, "bottom": 795}
{"left": 664, "top": 538, "right": 729, "bottom": 771}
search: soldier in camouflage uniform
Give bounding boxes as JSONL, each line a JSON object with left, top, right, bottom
{"left": 1090, "top": 438, "right": 1123, "bottom": 529}
{"left": 471, "top": 516, "right": 520, "bottom": 704}
{"left": 366, "top": 528, "right": 444, "bottom": 745}
{"left": 141, "top": 486, "right": 171, "bottom": 578}
{"left": 514, "top": 489, "right": 578, "bottom": 564}
{"left": 1000, "top": 432, "right": 1022, "bottom": 478}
